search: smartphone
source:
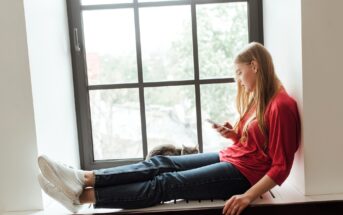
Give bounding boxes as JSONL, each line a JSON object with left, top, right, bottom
{"left": 205, "top": 119, "right": 219, "bottom": 126}
{"left": 205, "top": 119, "right": 230, "bottom": 131}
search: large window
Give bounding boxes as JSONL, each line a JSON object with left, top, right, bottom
{"left": 66, "top": 0, "right": 263, "bottom": 169}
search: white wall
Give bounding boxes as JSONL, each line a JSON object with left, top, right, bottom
{"left": 301, "top": 0, "right": 343, "bottom": 195}
{"left": 23, "top": 0, "right": 81, "bottom": 210}
{"left": 0, "top": 0, "right": 80, "bottom": 212}
{"left": 264, "top": 0, "right": 343, "bottom": 195}
{"left": 23, "top": 0, "right": 80, "bottom": 167}
{"left": 263, "top": 0, "right": 305, "bottom": 194}
{"left": 0, "top": 0, "right": 42, "bottom": 212}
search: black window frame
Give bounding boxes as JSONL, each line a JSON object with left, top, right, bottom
{"left": 66, "top": 0, "right": 263, "bottom": 170}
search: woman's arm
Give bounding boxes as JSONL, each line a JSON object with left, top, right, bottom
{"left": 244, "top": 174, "right": 277, "bottom": 202}
{"left": 222, "top": 175, "right": 277, "bottom": 215}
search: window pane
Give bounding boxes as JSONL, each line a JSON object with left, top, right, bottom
{"left": 83, "top": 9, "right": 137, "bottom": 85}
{"left": 197, "top": 3, "right": 248, "bottom": 79}
{"left": 140, "top": 6, "right": 194, "bottom": 82}
{"left": 82, "top": 0, "right": 132, "bottom": 5}
{"left": 201, "top": 83, "right": 238, "bottom": 153}
{"left": 145, "top": 86, "right": 197, "bottom": 154}
{"left": 90, "top": 89, "right": 143, "bottom": 160}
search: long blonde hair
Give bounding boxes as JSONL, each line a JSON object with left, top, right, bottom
{"left": 234, "top": 42, "right": 281, "bottom": 149}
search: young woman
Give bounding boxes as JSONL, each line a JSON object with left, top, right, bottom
{"left": 37, "top": 42, "right": 301, "bottom": 215}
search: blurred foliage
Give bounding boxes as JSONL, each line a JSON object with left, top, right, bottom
{"left": 165, "top": 2, "right": 248, "bottom": 123}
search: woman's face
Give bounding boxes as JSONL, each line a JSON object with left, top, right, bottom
{"left": 235, "top": 61, "right": 257, "bottom": 92}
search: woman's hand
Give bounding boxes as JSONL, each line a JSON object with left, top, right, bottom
{"left": 222, "top": 194, "right": 253, "bottom": 215}
{"left": 213, "top": 121, "right": 238, "bottom": 141}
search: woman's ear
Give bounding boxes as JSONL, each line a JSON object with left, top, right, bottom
{"left": 251, "top": 60, "right": 258, "bottom": 73}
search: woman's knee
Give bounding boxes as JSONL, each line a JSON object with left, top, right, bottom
{"left": 148, "top": 155, "right": 173, "bottom": 165}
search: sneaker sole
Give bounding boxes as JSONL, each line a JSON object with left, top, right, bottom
{"left": 38, "top": 155, "right": 78, "bottom": 202}
{"left": 37, "top": 174, "right": 81, "bottom": 213}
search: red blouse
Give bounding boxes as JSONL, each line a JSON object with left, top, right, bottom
{"left": 219, "top": 88, "right": 301, "bottom": 186}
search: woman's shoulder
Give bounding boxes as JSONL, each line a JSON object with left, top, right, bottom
{"left": 267, "top": 88, "right": 299, "bottom": 115}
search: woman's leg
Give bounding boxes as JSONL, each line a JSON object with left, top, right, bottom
{"left": 79, "top": 188, "right": 96, "bottom": 204}
{"left": 79, "top": 153, "right": 221, "bottom": 205}
{"left": 38, "top": 153, "right": 223, "bottom": 209}
{"left": 84, "top": 171, "right": 96, "bottom": 186}
{"left": 94, "top": 152, "right": 220, "bottom": 187}
{"left": 93, "top": 162, "right": 251, "bottom": 209}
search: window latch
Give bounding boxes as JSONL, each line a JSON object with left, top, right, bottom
{"left": 73, "top": 28, "right": 81, "bottom": 52}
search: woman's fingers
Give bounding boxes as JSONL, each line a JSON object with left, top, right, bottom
{"left": 222, "top": 197, "right": 234, "bottom": 214}
{"left": 212, "top": 124, "right": 238, "bottom": 140}
{"left": 218, "top": 126, "right": 231, "bottom": 133}
{"left": 231, "top": 206, "right": 240, "bottom": 215}
{"left": 215, "top": 126, "right": 237, "bottom": 140}
{"left": 211, "top": 121, "right": 233, "bottom": 130}
{"left": 223, "top": 194, "right": 251, "bottom": 215}
{"left": 219, "top": 128, "right": 233, "bottom": 136}
{"left": 223, "top": 121, "right": 233, "bottom": 129}
{"left": 221, "top": 127, "right": 233, "bottom": 133}
{"left": 236, "top": 207, "right": 244, "bottom": 215}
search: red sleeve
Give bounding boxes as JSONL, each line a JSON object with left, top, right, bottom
{"left": 266, "top": 103, "right": 300, "bottom": 186}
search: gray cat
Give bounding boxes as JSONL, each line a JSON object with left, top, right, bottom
{"left": 146, "top": 144, "right": 199, "bottom": 160}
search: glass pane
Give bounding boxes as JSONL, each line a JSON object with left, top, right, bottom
{"left": 82, "top": 0, "right": 132, "bottom": 5}
{"left": 83, "top": 9, "right": 137, "bottom": 85}
{"left": 201, "top": 83, "right": 238, "bottom": 153}
{"left": 145, "top": 86, "right": 197, "bottom": 155}
{"left": 140, "top": 6, "right": 194, "bottom": 82}
{"left": 197, "top": 2, "right": 249, "bottom": 79}
{"left": 90, "top": 89, "right": 142, "bottom": 160}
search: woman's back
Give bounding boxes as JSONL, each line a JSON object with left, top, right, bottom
{"left": 219, "top": 88, "right": 301, "bottom": 186}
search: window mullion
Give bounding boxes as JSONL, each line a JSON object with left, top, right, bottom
{"left": 191, "top": 0, "right": 204, "bottom": 153}
{"left": 133, "top": 0, "right": 148, "bottom": 159}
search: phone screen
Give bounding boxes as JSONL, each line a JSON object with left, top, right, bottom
{"left": 205, "top": 119, "right": 218, "bottom": 125}
{"left": 206, "top": 119, "right": 230, "bottom": 130}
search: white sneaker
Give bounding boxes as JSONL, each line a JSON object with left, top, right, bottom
{"left": 38, "top": 155, "right": 85, "bottom": 202}
{"left": 38, "top": 174, "right": 83, "bottom": 213}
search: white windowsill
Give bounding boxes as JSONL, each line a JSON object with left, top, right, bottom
{"left": 3, "top": 180, "right": 343, "bottom": 215}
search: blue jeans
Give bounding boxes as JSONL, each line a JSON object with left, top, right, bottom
{"left": 93, "top": 153, "right": 251, "bottom": 209}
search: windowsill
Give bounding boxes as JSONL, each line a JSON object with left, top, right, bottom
{"left": 4, "top": 180, "right": 343, "bottom": 215}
